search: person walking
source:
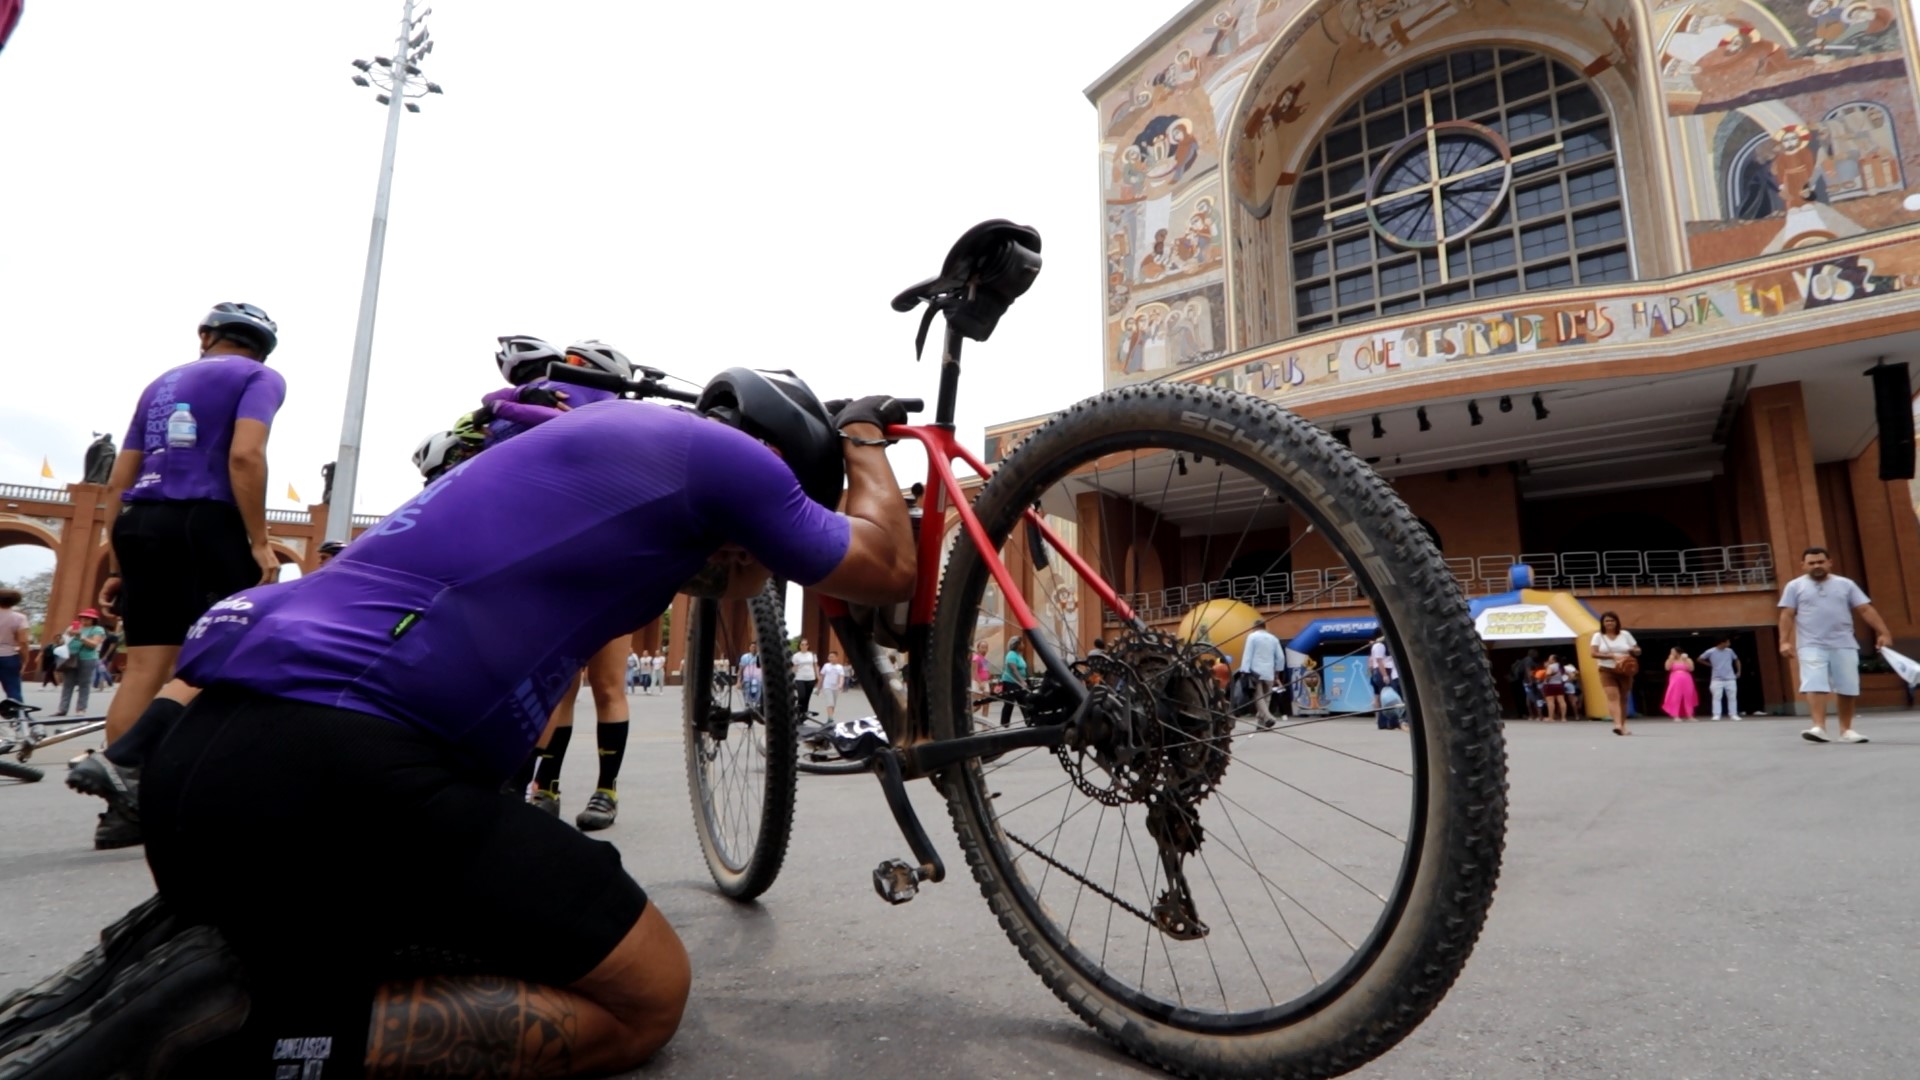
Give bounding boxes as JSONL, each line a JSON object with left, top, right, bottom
{"left": 651, "top": 651, "right": 666, "bottom": 694}
{"left": 820, "top": 651, "right": 848, "bottom": 720}
{"left": 625, "top": 651, "right": 642, "bottom": 695}
{"left": 1509, "top": 649, "right": 1540, "bottom": 719}
{"left": 1368, "top": 633, "right": 1399, "bottom": 710}
{"left": 75, "top": 303, "right": 285, "bottom": 849}
{"left": 1540, "top": 654, "right": 1569, "bottom": 721}
{"left": 1239, "top": 617, "right": 1283, "bottom": 730}
{"left": 1779, "top": 546, "right": 1892, "bottom": 743}
{"left": 971, "top": 641, "right": 992, "bottom": 719}
{"left": 0, "top": 589, "right": 27, "bottom": 703}
{"left": 39, "top": 638, "right": 61, "bottom": 688}
{"left": 0, "top": 591, "right": 28, "bottom": 702}
{"left": 999, "top": 636, "right": 1030, "bottom": 728}
{"left": 791, "top": 638, "right": 819, "bottom": 716}
{"left": 1661, "top": 648, "right": 1699, "bottom": 721}
{"left": 1590, "top": 611, "right": 1641, "bottom": 735}
{"left": 1700, "top": 636, "right": 1742, "bottom": 720}
{"left": 54, "top": 610, "right": 107, "bottom": 716}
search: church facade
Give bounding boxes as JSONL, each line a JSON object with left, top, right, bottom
{"left": 982, "top": 0, "right": 1920, "bottom": 713}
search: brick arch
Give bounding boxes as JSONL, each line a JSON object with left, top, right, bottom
{"left": 0, "top": 520, "right": 60, "bottom": 554}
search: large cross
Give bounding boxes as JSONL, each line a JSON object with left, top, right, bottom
{"left": 1323, "top": 90, "right": 1563, "bottom": 284}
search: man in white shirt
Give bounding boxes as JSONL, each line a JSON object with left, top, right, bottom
{"left": 1238, "top": 617, "right": 1282, "bottom": 729}
{"left": 625, "top": 651, "right": 641, "bottom": 695}
{"left": 650, "top": 652, "right": 665, "bottom": 694}
{"left": 791, "top": 639, "right": 819, "bottom": 716}
{"left": 1368, "top": 634, "right": 1398, "bottom": 710}
{"left": 819, "top": 651, "right": 848, "bottom": 720}
{"left": 1778, "top": 546, "right": 1891, "bottom": 743}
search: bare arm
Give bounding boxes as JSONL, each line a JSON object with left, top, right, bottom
{"left": 228, "top": 419, "right": 277, "bottom": 583}
{"left": 1856, "top": 602, "right": 1893, "bottom": 649}
{"left": 812, "top": 422, "right": 915, "bottom": 606}
{"left": 97, "top": 450, "right": 147, "bottom": 606}
{"left": 1778, "top": 608, "right": 1796, "bottom": 656}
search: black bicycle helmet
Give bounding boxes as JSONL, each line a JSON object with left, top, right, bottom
{"left": 318, "top": 540, "right": 347, "bottom": 555}
{"left": 495, "top": 335, "right": 564, "bottom": 385}
{"left": 697, "top": 368, "right": 843, "bottom": 510}
{"left": 199, "top": 302, "right": 278, "bottom": 357}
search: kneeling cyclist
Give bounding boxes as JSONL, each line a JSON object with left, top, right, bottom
{"left": 0, "top": 376, "right": 915, "bottom": 1079}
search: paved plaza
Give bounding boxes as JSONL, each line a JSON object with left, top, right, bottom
{"left": 2, "top": 681, "right": 1917, "bottom": 1079}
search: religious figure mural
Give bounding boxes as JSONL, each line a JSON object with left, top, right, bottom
{"left": 1657, "top": 0, "right": 1920, "bottom": 268}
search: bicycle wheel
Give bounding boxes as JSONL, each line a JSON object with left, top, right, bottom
{"left": 0, "top": 758, "right": 43, "bottom": 783}
{"left": 929, "top": 383, "right": 1507, "bottom": 1078}
{"left": 683, "top": 579, "right": 796, "bottom": 900}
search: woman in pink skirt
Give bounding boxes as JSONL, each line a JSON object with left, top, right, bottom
{"left": 1662, "top": 648, "right": 1699, "bottom": 721}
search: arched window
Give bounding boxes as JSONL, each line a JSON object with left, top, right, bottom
{"left": 1288, "top": 48, "right": 1631, "bottom": 334}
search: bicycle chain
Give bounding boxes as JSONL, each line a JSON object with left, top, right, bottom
{"left": 1004, "top": 828, "right": 1157, "bottom": 929}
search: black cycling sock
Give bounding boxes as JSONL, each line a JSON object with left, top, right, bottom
{"left": 532, "top": 725, "right": 572, "bottom": 793}
{"left": 103, "top": 697, "right": 187, "bottom": 769}
{"left": 594, "top": 722, "right": 629, "bottom": 792}
{"left": 506, "top": 752, "right": 536, "bottom": 798}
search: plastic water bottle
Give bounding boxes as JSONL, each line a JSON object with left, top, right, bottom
{"left": 167, "top": 403, "right": 197, "bottom": 449}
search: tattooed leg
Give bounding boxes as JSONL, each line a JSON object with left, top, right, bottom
{"left": 366, "top": 976, "right": 628, "bottom": 1079}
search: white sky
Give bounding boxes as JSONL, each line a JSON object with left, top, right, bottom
{"left": 0, "top": 0, "right": 1182, "bottom": 583}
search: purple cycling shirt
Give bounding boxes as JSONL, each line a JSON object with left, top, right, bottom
{"left": 120, "top": 355, "right": 287, "bottom": 504}
{"left": 484, "top": 380, "right": 616, "bottom": 445}
{"left": 176, "top": 400, "right": 852, "bottom": 778}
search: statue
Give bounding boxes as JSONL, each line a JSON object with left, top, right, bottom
{"left": 82, "top": 433, "right": 116, "bottom": 485}
{"left": 321, "top": 462, "right": 336, "bottom": 505}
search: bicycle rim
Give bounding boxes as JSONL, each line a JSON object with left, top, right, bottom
{"left": 930, "top": 383, "right": 1506, "bottom": 1077}
{"left": 683, "top": 580, "right": 797, "bottom": 900}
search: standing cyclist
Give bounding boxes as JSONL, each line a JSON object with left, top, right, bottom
{"left": 0, "top": 376, "right": 915, "bottom": 1079}
{"left": 70, "top": 303, "right": 284, "bottom": 850}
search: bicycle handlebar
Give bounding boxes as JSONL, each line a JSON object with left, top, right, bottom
{"left": 542, "top": 362, "right": 701, "bottom": 404}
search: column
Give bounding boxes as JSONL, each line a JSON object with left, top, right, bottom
{"left": 1730, "top": 382, "right": 1827, "bottom": 708}
{"left": 1845, "top": 441, "right": 1920, "bottom": 642}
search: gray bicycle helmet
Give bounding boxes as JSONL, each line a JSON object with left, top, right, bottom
{"left": 199, "top": 302, "right": 278, "bottom": 357}
{"left": 412, "top": 430, "right": 465, "bottom": 479}
{"left": 495, "top": 335, "right": 563, "bottom": 385}
{"left": 563, "top": 340, "right": 634, "bottom": 380}
{"left": 697, "top": 368, "right": 843, "bottom": 510}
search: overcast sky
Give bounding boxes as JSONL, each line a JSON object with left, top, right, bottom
{"left": 0, "top": 0, "right": 1181, "bottom": 584}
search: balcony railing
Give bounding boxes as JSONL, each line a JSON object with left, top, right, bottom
{"left": 1107, "top": 544, "right": 1776, "bottom": 624}
{"left": 0, "top": 483, "right": 71, "bottom": 503}
{"left": 264, "top": 509, "right": 387, "bottom": 527}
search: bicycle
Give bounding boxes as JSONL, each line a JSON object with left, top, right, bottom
{"left": 0, "top": 699, "right": 106, "bottom": 783}
{"left": 547, "top": 219, "right": 1509, "bottom": 1079}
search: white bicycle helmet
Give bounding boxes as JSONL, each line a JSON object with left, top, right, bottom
{"left": 563, "top": 340, "right": 634, "bottom": 381}
{"left": 412, "top": 430, "right": 465, "bottom": 480}
{"left": 494, "top": 335, "right": 563, "bottom": 385}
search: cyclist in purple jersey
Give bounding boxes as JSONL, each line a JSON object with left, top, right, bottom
{"left": 482, "top": 339, "right": 648, "bottom": 830}
{"left": 70, "top": 303, "right": 284, "bottom": 852}
{"left": 482, "top": 334, "right": 621, "bottom": 447}
{"left": 8, "top": 376, "right": 916, "bottom": 1079}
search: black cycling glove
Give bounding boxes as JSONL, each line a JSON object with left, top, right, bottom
{"left": 517, "top": 385, "right": 566, "bottom": 409}
{"left": 825, "top": 395, "right": 909, "bottom": 434}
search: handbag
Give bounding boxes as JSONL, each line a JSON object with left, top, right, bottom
{"left": 1614, "top": 655, "right": 1639, "bottom": 678}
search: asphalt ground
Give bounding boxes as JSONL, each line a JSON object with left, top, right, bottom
{"left": 3, "top": 681, "right": 1917, "bottom": 1079}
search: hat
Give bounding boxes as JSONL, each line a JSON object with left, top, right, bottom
{"left": 77, "top": 608, "right": 100, "bottom": 620}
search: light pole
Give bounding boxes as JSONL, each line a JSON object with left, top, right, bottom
{"left": 325, "top": 0, "right": 443, "bottom": 543}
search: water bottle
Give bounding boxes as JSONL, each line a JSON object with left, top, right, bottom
{"left": 167, "top": 403, "right": 197, "bottom": 449}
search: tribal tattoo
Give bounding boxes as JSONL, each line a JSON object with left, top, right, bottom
{"left": 367, "top": 975, "right": 579, "bottom": 1079}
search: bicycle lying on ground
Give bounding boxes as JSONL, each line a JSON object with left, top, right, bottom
{"left": 547, "top": 219, "right": 1509, "bottom": 1079}
{"left": 0, "top": 699, "right": 105, "bottom": 784}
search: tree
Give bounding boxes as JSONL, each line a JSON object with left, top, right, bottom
{"left": 2, "top": 568, "right": 52, "bottom": 624}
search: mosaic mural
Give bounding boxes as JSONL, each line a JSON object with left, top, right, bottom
{"left": 1197, "top": 232, "right": 1920, "bottom": 396}
{"left": 1654, "top": 0, "right": 1920, "bottom": 267}
{"left": 1098, "top": 0, "right": 1293, "bottom": 382}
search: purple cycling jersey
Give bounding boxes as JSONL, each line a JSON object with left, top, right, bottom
{"left": 121, "top": 355, "right": 287, "bottom": 504}
{"left": 484, "top": 380, "right": 616, "bottom": 445}
{"left": 176, "top": 400, "right": 851, "bottom": 778}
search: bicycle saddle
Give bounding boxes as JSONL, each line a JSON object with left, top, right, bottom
{"left": 892, "top": 219, "right": 1043, "bottom": 358}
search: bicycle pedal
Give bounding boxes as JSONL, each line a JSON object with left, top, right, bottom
{"left": 872, "top": 858, "right": 923, "bottom": 905}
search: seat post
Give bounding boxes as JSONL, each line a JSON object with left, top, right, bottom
{"left": 934, "top": 321, "right": 964, "bottom": 428}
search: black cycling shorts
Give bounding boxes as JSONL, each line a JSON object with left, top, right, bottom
{"left": 141, "top": 688, "right": 648, "bottom": 996}
{"left": 111, "top": 500, "right": 260, "bottom": 647}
